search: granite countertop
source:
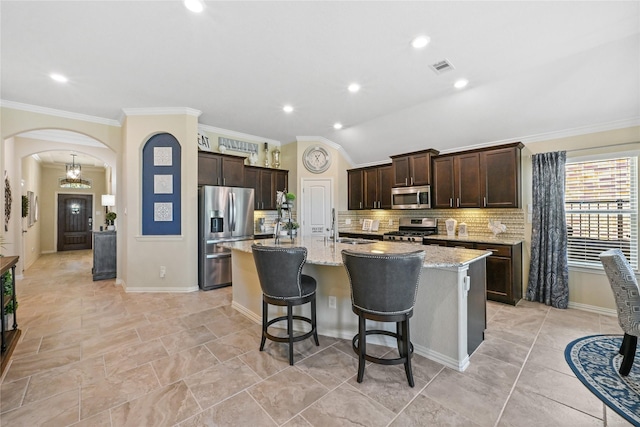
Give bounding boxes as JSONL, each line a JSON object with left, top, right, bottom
{"left": 220, "top": 236, "right": 490, "bottom": 268}
{"left": 423, "top": 235, "right": 524, "bottom": 245}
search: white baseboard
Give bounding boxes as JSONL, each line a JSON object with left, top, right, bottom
{"left": 568, "top": 301, "right": 617, "bottom": 317}
{"left": 41, "top": 250, "right": 56, "bottom": 254}
{"left": 231, "top": 301, "right": 261, "bottom": 324}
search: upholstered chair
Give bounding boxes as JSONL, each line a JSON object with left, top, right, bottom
{"left": 251, "top": 244, "right": 319, "bottom": 365}
{"left": 599, "top": 248, "right": 640, "bottom": 376}
{"left": 342, "top": 249, "right": 425, "bottom": 386}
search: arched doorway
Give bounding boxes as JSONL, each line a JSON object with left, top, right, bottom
{"left": 4, "top": 129, "right": 117, "bottom": 275}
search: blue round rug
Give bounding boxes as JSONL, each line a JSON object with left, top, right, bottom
{"left": 565, "top": 334, "right": 640, "bottom": 426}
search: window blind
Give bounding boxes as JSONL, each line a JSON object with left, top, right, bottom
{"left": 565, "top": 157, "right": 638, "bottom": 269}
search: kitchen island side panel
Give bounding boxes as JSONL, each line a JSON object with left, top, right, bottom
{"left": 229, "top": 246, "right": 481, "bottom": 371}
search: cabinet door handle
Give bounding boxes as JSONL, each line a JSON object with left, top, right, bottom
{"left": 223, "top": 178, "right": 226, "bottom": 186}
{"left": 405, "top": 177, "right": 408, "bottom": 186}
{"left": 449, "top": 198, "right": 453, "bottom": 208}
{"left": 483, "top": 197, "right": 487, "bottom": 207}
{"left": 411, "top": 177, "right": 414, "bottom": 186}
{"left": 359, "top": 202, "right": 362, "bottom": 209}
{"left": 456, "top": 198, "right": 460, "bottom": 208}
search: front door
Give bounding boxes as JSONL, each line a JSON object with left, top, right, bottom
{"left": 301, "top": 179, "right": 332, "bottom": 237}
{"left": 57, "top": 194, "right": 93, "bottom": 251}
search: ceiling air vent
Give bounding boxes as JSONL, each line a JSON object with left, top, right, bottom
{"left": 430, "top": 59, "right": 455, "bottom": 74}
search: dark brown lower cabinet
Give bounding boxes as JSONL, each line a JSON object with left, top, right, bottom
{"left": 425, "top": 239, "right": 522, "bottom": 305}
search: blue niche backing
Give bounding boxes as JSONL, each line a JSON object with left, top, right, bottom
{"left": 142, "top": 133, "right": 181, "bottom": 235}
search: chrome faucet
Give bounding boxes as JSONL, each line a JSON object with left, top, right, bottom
{"left": 327, "top": 208, "right": 338, "bottom": 244}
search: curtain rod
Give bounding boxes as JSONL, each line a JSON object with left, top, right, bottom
{"left": 565, "top": 141, "right": 640, "bottom": 154}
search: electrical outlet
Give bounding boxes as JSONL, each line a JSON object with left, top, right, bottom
{"left": 328, "top": 296, "right": 337, "bottom": 309}
{"left": 345, "top": 219, "right": 351, "bottom": 225}
{"left": 160, "top": 266, "right": 166, "bottom": 278}
{"left": 388, "top": 219, "right": 393, "bottom": 226}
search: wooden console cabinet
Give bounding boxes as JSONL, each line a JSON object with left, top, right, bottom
{"left": 1, "top": 255, "right": 20, "bottom": 375}
{"left": 93, "top": 231, "right": 116, "bottom": 281}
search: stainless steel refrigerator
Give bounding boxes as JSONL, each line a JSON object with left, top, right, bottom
{"left": 198, "top": 186, "right": 254, "bottom": 290}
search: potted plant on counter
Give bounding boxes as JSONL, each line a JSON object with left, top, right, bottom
{"left": 106, "top": 212, "right": 117, "bottom": 230}
{"left": 283, "top": 221, "right": 299, "bottom": 236}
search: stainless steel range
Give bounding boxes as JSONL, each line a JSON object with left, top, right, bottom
{"left": 383, "top": 218, "right": 438, "bottom": 243}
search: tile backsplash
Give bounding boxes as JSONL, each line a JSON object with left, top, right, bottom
{"left": 255, "top": 208, "right": 525, "bottom": 240}
{"left": 339, "top": 208, "right": 525, "bottom": 239}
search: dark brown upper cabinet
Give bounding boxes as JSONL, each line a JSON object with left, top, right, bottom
{"left": 197, "top": 152, "right": 245, "bottom": 187}
{"left": 244, "top": 166, "right": 288, "bottom": 210}
{"left": 432, "top": 142, "right": 523, "bottom": 209}
{"left": 364, "top": 164, "right": 393, "bottom": 209}
{"left": 390, "top": 149, "right": 439, "bottom": 187}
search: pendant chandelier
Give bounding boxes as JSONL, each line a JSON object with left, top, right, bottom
{"left": 60, "top": 154, "right": 91, "bottom": 188}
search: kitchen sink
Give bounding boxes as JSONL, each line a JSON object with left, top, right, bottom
{"left": 335, "top": 238, "right": 376, "bottom": 245}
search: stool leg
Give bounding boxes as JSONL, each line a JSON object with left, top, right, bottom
{"left": 311, "top": 296, "right": 320, "bottom": 346}
{"left": 260, "top": 299, "right": 267, "bottom": 351}
{"left": 401, "top": 319, "right": 414, "bottom": 387}
{"left": 620, "top": 333, "right": 637, "bottom": 376}
{"left": 287, "top": 303, "right": 294, "bottom": 365}
{"left": 620, "top": 333, "right": 631, "bottom": 355}
{"left": 357, "top": 314, "right": 366, "bottom": 383}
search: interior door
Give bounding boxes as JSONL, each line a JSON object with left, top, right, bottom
{"left": 301, "top": 179, "right": 332, "bottom": 237}
{"left": 57, "top": 194, "right": 93, "bottom": 251}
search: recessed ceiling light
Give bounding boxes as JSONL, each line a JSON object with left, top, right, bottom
{"left": 454, "top": 79, "right": 469, "bottom": 89}
{"left": 348, "top": 83, "right": 360, "bottom": 93}
{"left": 411, "top": 35, "right": 430, "bottom": 49}
{"left": 184, "top": 0, "right": 205, "bottom": 13}
{"left": 50, "top": 73, "right": 68, "bottom": 83}
{"left": 283, "top": 105, "right": 294, "bottom": 113}
{"left": 333, "top": 123, "right": 343, "bottom": 130}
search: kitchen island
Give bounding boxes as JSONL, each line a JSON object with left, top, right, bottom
{"left": 221, "top": 237, "right": 490, "bottom": 371}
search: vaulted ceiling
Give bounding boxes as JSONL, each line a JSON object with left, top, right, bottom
{"left": 2, "top": 1, "right": 638, "bottom": 166}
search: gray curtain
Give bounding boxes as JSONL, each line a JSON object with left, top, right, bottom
{"left": 526, "top": 151, "right": 569, "bottom": 308}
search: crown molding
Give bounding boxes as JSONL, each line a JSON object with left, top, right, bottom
{"left": 198, "top": 124, "right": 280, "bottom": 146}
{"left": 519, "top": 117, "right": 640, "bottom": 144}
{"left": 17, "top": 129, "right": 105, "bottom": 147}
{"left": 0, "top": 100, "right": 121, "bottom": 127}
{"left": 295, "top": 136, "right": 354, "bottom": 166}
{"left": 121, "top": 107, "right": 202, "bottom": 119}
{"left": 437, "top": 117, "right": 640, "bottom": 155}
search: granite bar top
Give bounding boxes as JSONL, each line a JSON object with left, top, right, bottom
{"left": 423, "top": 235, "right": 525, "bottom": 246}
{"left": 220, "top": 236, "right": 490, "bottom": 268}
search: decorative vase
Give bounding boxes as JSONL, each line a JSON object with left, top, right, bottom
{"left": 272, "top": 148, "right": 281, "bottom": 169}
{"left": 445, "top": 218, "right": 457, "bottom": 237}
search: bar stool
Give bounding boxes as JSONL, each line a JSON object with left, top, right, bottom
{"left": 251, "top": 244, "right": 320, "bottom": 365}
{"left": 342, "top": 249, "right": 425, "bottom": 387}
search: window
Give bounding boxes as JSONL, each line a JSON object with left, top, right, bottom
{"left": 565, "top": 156, "right": 638, "bottom": 269}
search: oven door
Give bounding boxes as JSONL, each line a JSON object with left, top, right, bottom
{"left": 391, "top": 186, "right": 431, "bottom": 209}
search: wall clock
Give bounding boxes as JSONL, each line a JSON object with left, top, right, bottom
{"left": 302, "top": 145, "right": 331, "bottom": 173}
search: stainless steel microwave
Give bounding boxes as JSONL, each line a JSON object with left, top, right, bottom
{"left": 391, "top": 185, "right": 431, "bottom": 209}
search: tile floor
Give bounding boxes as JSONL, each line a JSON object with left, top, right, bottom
{"left": 0, "top": 250, "right": 632, "bottom": 426}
